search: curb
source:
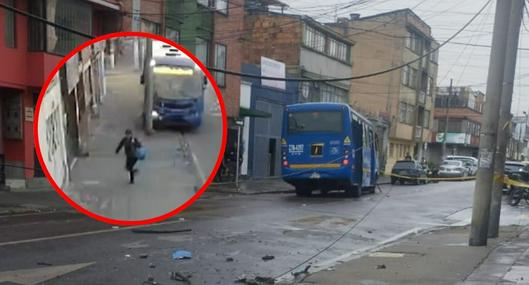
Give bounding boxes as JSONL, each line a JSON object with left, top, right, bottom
{"left": 207, "top": 188, "right": 295, "bottom": 195}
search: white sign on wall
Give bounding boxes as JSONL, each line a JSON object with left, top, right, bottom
{"left": 261, "top": 56, "right": 286, "bottom": 90}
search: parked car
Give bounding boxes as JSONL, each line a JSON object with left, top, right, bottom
{"left": 438, "top": 160, "right": 469, "bottom": 178}
{"left": 391, "top": 160, "right": 428, "bottom": 185}
{"left": 445, "top": 156, "right": 478, "bottom": 176}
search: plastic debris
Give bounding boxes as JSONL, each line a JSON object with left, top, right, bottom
{"left": 226, "top": 257, "right": 234, "bottom": 262}
{"left": 36, "top": 262, "right": 52, "bottom": 266}
{"left": 149, "top": 263, "right": 156, "bottom": 268}
{"left": 292, "top": 265, "right": 311, "bottom": 277}
{"left": 376, "top": 264, "right": 387, "bottom": 269}
{"left": 140, "top": 253, "right": 149, "bottom": 259}
{"left": 124, "top": 254, "right": 131, "bottom": 258}
{"left": 262, "top": 255, "right": 274, "bottom": 261}
{"left": 112, "top": 226, "right": 120, "bottom": 229}
{"left": 172, "top": 250, "right": 192, "bottom": 260}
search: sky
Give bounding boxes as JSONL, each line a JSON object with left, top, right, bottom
{"left": 280, "top": 0, "right": 529, "bottom": 115}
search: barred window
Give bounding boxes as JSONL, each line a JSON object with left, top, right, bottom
{"left": 214, "top": 43, "right": 226, "bottom": 87}
{"left": 4, "top": 0, "right": 16, "bottom": 48}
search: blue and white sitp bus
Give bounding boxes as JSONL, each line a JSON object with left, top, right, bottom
{"left": 281, "top": 103, "right": 379, "bottom": 197}
{"left": 142, "top": 41, "right": 207, "bottom": 129}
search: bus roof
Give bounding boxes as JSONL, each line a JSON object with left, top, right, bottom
{"left": 286, "top": 103, "right": 372, "bottom": 126}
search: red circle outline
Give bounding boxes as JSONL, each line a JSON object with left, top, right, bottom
{"left": 34, "top": 32, "right": 228, "bottom": 226}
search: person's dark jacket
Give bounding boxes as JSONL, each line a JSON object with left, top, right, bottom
{"left": 116, "top": 137, "right": 141, "bottom": 158}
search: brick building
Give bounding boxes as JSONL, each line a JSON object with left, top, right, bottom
{"left": 328, "top": 9, "right": 439, "bottom": 173}
{"left": 0, "top": 0, "right": 120, "bottom": 190}
{"left": 430, "top": 86, "right": 484, "bottom": 164}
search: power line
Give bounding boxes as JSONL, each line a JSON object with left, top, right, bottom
{"left": 209, "top": 0, "right": 492, "bottom": 82}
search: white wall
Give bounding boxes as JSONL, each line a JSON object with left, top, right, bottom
{"left": 38, "top": 74, "right": 69, "bottom": 188}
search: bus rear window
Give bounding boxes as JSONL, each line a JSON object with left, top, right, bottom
{"left": 288, "top": 111, "right": 343, "bottom": 133}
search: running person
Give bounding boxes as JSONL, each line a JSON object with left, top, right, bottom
{"left": 116, "top": 129, "right": 142, "bottom": 184}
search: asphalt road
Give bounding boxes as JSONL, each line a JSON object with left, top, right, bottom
{"left": 1, "top": 181, "right": 528, "bottom": 284}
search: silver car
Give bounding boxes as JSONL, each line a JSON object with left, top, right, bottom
{"left": 438, "top": 160, "right": 469, "bottom": 178}
{"left": 445, "top": 156, "right": 478, "bottom": 176}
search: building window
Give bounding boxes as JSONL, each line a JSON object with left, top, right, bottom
{"left": 327, "top": 37, "right": 348, "bottom": 62}
{"left": 4, "top": 0, "right": 16, "bottom": 48}
{"left": 401, "top": 66, "right": 417, "bottom": 88}
{"left": 165, "top": 27, "right": 179, "bottom": 43}
{"left": 406, "top": 104, "right": 414, "bottom": 124}
{"left": 28, "top": 0, "right": 46, "bottom": 51}
{"left": 195, "top": 37, "right": 209, "bottom": 65}
{"left": 399, "top": 102, "right": 407, "bottom": 123}
{"left": 214, "top": 43, "right": 226, "bottom": 87}
{"left": 430, "top": 49, "right": 438, "bottom": 63}
{"left": 303, "top": 24, "right": 325, "bottom": 53}
{"left": 215, "top": 0, "right": 228, "bottom": 14}
{"left": 406, "top": 30, "right": 423, "bottom": 54}
{"left": 423, "top": 110, "right": 430, "bottom": 128}
{"left": 47, "top": 0, "right": 92, "bottom": 56}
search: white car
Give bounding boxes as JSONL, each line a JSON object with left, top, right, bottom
{"left": 438, "top": 160, "right": 469, "bottom": 178}
{"left": 446, "top": 156, "right": 478, "bottom": 176}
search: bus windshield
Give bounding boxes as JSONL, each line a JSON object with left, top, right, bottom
{"left": 288, "top": 111, "right": 343, "bottom": 133}
{"left": 153, "top": 65, "right": 202, "bottom": 100}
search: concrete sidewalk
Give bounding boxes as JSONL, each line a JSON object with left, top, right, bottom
{"left": 300, "top": 225, "right": 529, "bottom": 285}
{"left": 0, "top": 189, "right": 70, "bottom": 215}
{"left": 208, "top": 175, "right": 391, "bottom": 195}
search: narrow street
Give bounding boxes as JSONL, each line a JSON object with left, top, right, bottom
{"left": 1, "top": 182, "right": 528, "bottom": 284}
{"left": 62, "top": 41, "right": 221, "bottom": 221}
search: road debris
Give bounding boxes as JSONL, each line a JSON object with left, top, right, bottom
{"left": 261, "top": 255, "right": 274, "bottom": 261}
{"left": 226, "top": 257, "right": 234, "bottom": 262}
{"left": 125, "top": 254, "right": 132, "bottom": 258}
{"left": 169, "top": 271, "right": 191, "bottom": 284}
{"left": 140, "top": 253, "right": 149, "bottom": 259}
{"left": 292, "top": 265, "right": 311, "bottom": 277}
{"left": 112, "top": 226, "right": 120, "bottom": 229}
{"left": 235, "top": 275, "right": 275, "bottom": 285}
{"left": 149, "top": 263, "right": 156, "bottom": 268}
{"left": 376, "top": 264, "right": 387, "bottom": 269}
{"left": 172, "top": 250, "right": 192, "bottom": 260}
{"left": 36, "top": 262, "right": 53, "bottom": 266}
{"left": 142, "top": 276, "right": 162, "bottom": 285}
{"left": 132, "top": 228, "right": 192, "bottom": 234}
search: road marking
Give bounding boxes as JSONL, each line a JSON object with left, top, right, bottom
{"left": 0, "top": 262, "right": 94, "bottom": 285}
{"left": 0, "top": 220, "right": 185, "bottom": 247}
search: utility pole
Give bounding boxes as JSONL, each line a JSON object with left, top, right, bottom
{"left": 488, "top": 0, "right": 524, "bottom": 239}
{"left": 144, "top": 38, "right": 154, "bottom": 135}
{"left": 442, "top": 79, "right": 453, "bottom": 160}
{"left": 469, "top": 0, "right": 513, "bottom": 246}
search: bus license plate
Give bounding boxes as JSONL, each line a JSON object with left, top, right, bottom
{"left": 310, "top": 172, "right": 321, "bottom": 179}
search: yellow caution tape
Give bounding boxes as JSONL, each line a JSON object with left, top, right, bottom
{"left": 389, "top": 173, "right": 529, "bottom": 188}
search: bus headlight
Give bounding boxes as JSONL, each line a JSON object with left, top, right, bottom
{"left": 152, "top": 110, "right": 160, "bottom": 119}
{"left": 150, "top": 59, "right": 156, "bottom": 67}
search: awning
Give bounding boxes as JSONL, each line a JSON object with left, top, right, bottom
{"left": 239, "top": 107, "right": 272, "bottom": 118}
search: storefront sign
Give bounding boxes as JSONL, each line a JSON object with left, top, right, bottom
{"left": 435, "top": 133, "right": 470, "bottom": 144}
{"left": 261, "top": 56, "right": 286, "bottom": 90}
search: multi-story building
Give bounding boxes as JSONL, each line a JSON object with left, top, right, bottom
{"left": 0, "top": 0, "right": 120, "bottom": 190}
{"left": 328, "top": 9, "right": 439, "bottom": 173}
{"left": 212, "top": 0, "right": 354, "bottom": 178}
{"left": 430, "top": 86, "right": 484, "bottom": 164}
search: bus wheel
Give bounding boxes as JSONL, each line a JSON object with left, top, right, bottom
{"left": 346, "top": 185, "right": 361, "bottom": 198}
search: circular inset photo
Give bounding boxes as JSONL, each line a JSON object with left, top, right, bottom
{"left": 35, "top": 33, "right": 226, "bottom": 225}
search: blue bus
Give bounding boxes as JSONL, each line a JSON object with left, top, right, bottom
{"left": 281, "top": 103, "right": 379, "bottom": 197}
{"left": 142, "top": 42, "right": 207, "bottom": 129}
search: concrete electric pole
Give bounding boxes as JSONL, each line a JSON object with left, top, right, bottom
{"left": 144, "top": 38, "right": 154, "bottom": 135}
{"left": 488, "top": 0, "right": 524, "bottom": 239}
{"left": 469, "top": 0, "right": 513, "bottom": 247}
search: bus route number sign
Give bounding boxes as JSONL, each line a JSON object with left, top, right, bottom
{"left": 289, "top": 144, "right": 304, "bottom": 156}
